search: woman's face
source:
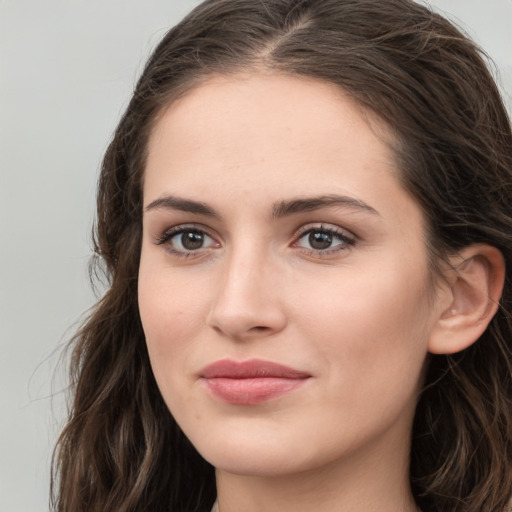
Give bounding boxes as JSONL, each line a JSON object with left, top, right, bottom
{"left": 138, "top": 73, "right": 442, "bottom": 478}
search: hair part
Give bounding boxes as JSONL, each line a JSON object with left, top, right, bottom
{"left": 52, "top": 1, "right": 512, "bottom": 511}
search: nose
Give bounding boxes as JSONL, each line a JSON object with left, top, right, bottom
{"left": 207, "top": 248, "right": 287, "bottom": 341}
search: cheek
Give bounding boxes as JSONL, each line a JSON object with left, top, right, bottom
{"left": 292, "top": 260, "right": 432, "bottom": 385}
{"left": 138, "top": 260, "right": 209, "bottom": 375}
{"left": 138, "top": 272, "right": 208, "bottom": 421}
{"left": 287, "top": 272, "right": 431, "bottom": 454}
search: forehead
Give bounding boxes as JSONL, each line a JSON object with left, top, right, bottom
{"left": 144, "top": 73, "right": 401, "bottom": 202}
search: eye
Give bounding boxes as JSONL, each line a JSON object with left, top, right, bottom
{"left": 156, "top": 226, "right": 218, "bottom": 256}
{"left": 294, "top": 225, "right": 356, "bottom": 254}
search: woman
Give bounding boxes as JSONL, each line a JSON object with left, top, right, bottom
{"left": 52, "top": 0, "right": 512, "bottom": 511}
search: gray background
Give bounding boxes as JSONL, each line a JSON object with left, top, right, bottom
{"left": 1, "top": 1, "right": 511, "bottom": 510}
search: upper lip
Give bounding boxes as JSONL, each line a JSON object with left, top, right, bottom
{"left": 200, "top": 359, "right": 311, "bottom": 379}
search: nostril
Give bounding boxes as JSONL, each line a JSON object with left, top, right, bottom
{"left": 207, "top": 297, "right": 287, "bottom": 339}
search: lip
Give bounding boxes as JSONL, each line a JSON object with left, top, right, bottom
{"left": 199, "top": 359, "right": 311, "bottom": 405}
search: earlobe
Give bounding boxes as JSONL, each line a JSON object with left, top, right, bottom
{"left": 428, "top": 244, "right": 505, "bottom": 355}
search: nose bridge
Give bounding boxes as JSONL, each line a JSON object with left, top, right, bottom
{"left": 208, "top": 239, "right": 286, "bottom": 339}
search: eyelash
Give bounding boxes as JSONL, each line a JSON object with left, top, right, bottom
{"left": 292, "top": 224, "right": 356, "bottom": 257}
{"left": 155, "top": 223, "right": 356, "bottom": 259}
{"left": 155, "top": 224, "right": 218, "bottom": 259}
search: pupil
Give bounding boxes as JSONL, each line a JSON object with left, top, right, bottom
{"left": 309, "top": 231, "right": 332, "bottom": 250}
{"left": 182, "top": 231, "right": 204, "bottom": 250}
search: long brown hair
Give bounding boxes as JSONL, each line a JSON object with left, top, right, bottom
{"left": 52, "top": 1, "right": 512, "bottom": 511}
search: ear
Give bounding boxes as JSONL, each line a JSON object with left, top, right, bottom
{"left": 428, "top": 244, "right": 505, "bottom": 355}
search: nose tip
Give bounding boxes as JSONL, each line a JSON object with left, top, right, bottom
{"left": 207, "top": 264, "right": 287, "bottom": 341}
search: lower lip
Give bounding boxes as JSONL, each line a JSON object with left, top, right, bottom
{"left": 202, "top": 377, "right": 309, "bottom": 405}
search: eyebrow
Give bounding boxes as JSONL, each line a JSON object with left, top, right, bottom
{"left": 144, "top": 193, "right": 379, "bottom": 218}
{"left": 145, "top": 195, "right": 218, "bottom": 217}
{"left": 271, "top": 194, "right": 380, "bottom": 218}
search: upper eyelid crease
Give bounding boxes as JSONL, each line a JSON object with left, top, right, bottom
{"left": 155, "top": 223, "right": 214, "bottom": 242}
{"left": 292, "top": 223, "right": 353, "bottom": 241}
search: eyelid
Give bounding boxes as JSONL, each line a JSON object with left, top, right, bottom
{"left": 154, "top": 223, "right": 221, "bottom": 259}
{"left": 293, "top": 223, "right": 356, "bottom": 241}
{"left": 155, "top": 223, "right": 216, "bottom": 245}
{"left": 291, "top": 223, "right": 357, "bottom": 255}
{"left": 153, "top": 222, "right": 356, "bottom": 260}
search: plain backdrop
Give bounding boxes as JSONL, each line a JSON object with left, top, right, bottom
{"left": 1, "top": 1, "right": 511, "bottom": 510}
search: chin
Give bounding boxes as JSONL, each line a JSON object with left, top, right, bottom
{"left": 187, "top": 425, "right": 336, "bottom": 478}
{"left": 205, "top": 449, "right": 309, "bottom": 478}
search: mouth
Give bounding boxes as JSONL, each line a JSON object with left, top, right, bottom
{"left": 199, "top": 359, "right": 311, "bottom": 405}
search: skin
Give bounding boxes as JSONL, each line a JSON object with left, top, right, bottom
{"left": 138, "top": 73, "right": 447, "bottom": 512}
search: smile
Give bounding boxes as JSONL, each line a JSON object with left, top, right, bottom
{"left": 199, "top": 359, "right": 311, "bottom": 405}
